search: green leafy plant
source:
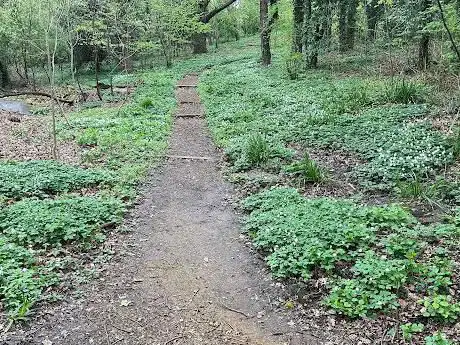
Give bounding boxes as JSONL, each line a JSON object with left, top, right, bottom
{"left": 420, "top": 294, "right": 460, "bottom": 322}
{"left": 401, "top": 323, "right": 424, "bottom": 341}
{"left": 0, "top": 197, "right": 124, "bottom": 247}
{"left": 284, "top": 153, "right": 326, "bottom": 184}
{"left": 425, "top": 332, "right": 454, "bottom": 345}
{"left": 285, "top": 52, "right": 304, "bottom": 80}
{"left": 447, "top": 127, "right": 460, "bottom": 158}
{"left": 0, "top": 160, "right": 113, "bottom": 199}
{"left": 384, "top": 79, "right": 425, "bottom": 104}
{"left": 325, "top": 279, "right": 399, "bottom": 317}
{"left": 246, "top": 133, "right": 270, "bottom": 166}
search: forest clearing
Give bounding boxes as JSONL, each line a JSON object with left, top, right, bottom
{"left": 1, "top": 0, "right": 460, "bottom": 344}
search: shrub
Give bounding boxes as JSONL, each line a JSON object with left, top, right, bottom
{"left": 285, "top": 52, "right": 304, "bottom": 80}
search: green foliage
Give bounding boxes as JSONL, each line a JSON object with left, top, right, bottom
{"left": 447, "top": 127, "right": 460, "bottom": 158}
{"left": 384, "top": 79, "right": 426, "bottom": 104}
{"left": 401, "top": 323, "right": 425, "bottom": 341}
{"left": 0, "top": 197, "right": 124, "bottom": 247}
{"left": 243, "top": 188, "right": 459, "bottom": 319}
{"left": 200, "top": 62, "right": 452, "bottom": 190}
{"left": 60, "top": 71, "right": 175, "bottom": 187}
{"left": 425, "top": 332, "right": 454, "bottom": 345}
{"left": 246, "top": 133, "right": 270, "bottom": 166}
{"left": 326, "top": 279, "right": 399, "bottom": 317}
{"left": 420, "top": 295, "right": 460, "bottom": 322}
{"left": 224, "top": 134, "right": 294, "bottom": 172}
{"left": 285, "top": 52, "right": 304, "bottom": 80}
{"left": 284, "top": 153, "right": 326, "bottom": 184}
{"left": 0, "top": 160, "right": 113, "bottom": 199}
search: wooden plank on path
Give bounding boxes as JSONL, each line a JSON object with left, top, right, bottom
{"left": 176, "top": 114, "right": 202, "bottom": 118}
{"left": 166, "top": 155, "right": 214, "bottom": 161}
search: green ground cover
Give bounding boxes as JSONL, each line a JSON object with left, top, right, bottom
{"left": 0, "top": 41, "right": 258, "bottom": 321}
{"left": 199, "top": 45, "right": 460, "bottom": 342}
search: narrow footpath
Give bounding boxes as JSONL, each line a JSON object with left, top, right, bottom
{"left": 6, "top": 75, "right": 320, "bottom": 345}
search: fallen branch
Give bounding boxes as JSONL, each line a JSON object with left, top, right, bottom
{"left": 0, "top": 90, "right": 74, "bottom": 105}
{"left": 218, "top": 302, "right": 252, "bottom": 318}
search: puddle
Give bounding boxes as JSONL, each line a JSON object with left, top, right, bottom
{"left": 0, "top": 100, "right": 30, "bottom": 115}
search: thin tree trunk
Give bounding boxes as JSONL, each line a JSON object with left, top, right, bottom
{"left": 339, "top": 0, "right": 348, "bottom": 52}
{"left": 192, "top": 33, "right": 208, "bottom": 54}
{"left": 0, "top": 61, "right": 9, "bottom": 88}
{"left": 418, "top": 0, "right": 431, "bottom": 69}
{"left": 346, "top": 0, "right": 358, "bottom": 50}
{"left": 292, "top": 0, "right": 304, "bottom": 53}
{"left": 436, "top": 0, "right": 460, "bottom": 62}
{"left": 260, "top": 0, "right": 271, "bottom": 65}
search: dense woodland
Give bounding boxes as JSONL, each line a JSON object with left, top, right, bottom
{"left": 1, "top": 1, "right": 460, "bottom": 344}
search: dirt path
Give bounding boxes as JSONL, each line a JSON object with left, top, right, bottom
{"left": 3, "top": 75, "right": 321, "bottom": 345}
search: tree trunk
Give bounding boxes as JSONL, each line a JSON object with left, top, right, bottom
{"left": 193, "top": 0, "right": 238, "bottom": 54}
{"left": 0, "top": 61, "right": 9, "bottom": 88}
{"left": 192, "top": 33, "right": 208, "bottom": 54}
{"left": 366, "top": 0, "right": 383, "bottom": 40}
{"left": 292, "top": 0, "right": 304, "bottom": 53}
{"left": 260, "top": 0, "right": 271, "bottom": 65}
{"left": 339, "top": 0, "right": 348, "bottom": 52}
{"left": 346, "top": 0, "right": 358, "bottom": 50}
{"left": 418, "top": 0, "right": 431, "bottom": 69}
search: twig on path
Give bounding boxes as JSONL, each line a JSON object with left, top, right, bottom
{"left": 165, "top": 335, "right": 184, "bottom": 345}
{"left": 218, "top": 302, "right": 252, "bottom": 318}
{"left": 1, "top": 319, "right": 13, "bottom": 336}
{"left": 104, "top": 322, "right": 111, "bottom": 345}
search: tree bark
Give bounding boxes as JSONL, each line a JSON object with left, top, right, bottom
{"left": 0, "top": 61, "right": 9, "bottom": 88}
{"left": 292, "top": 0, "right": 304, "bottom": 53}
{"left": 192, "top": 0, "right": 238, "bottom": 54}
{"left": 260, "top": 0, "right": 271, "bottom": 65}
{"left": 339, "top": 0, "right": 348, "bottom": 52}
{"left": 192, "top": 33, "right": 208, "bottom": 54}
{"left": 366, "top": 0, "right": 383, "bottom": 40}
{"left": 418, "top": 0, "right": 431, "bottom": 69}
{"left": 346, "top": 0, "right": 358, "bottom": 50}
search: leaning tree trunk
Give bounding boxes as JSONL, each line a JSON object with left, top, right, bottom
{"left": 260, "top": 0, "right": 271, "bottom": 65}
{"left": 193, "top": 0, "right": 239, "bottom": 54}
{"left": 292, "top": 0, "right": 304, "bottom": 53}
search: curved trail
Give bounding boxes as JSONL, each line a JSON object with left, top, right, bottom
{"left": 6, "top": 75, "right": 319, "bottom": 345}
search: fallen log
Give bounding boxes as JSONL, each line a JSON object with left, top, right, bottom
{"left": 0, "top": 90, "right": 75, "bottom": 105}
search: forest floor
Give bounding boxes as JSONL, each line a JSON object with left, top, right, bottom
{"left": 1, "top": 75, "right": 330, "bottom": 345}
{"left": 2, "top": 39, "right": 460, "bottom": 345}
